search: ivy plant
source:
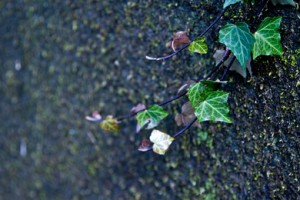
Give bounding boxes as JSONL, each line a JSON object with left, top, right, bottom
{"left": 252, "top": 16, "right": 283, "bottom": 59}
{"left": 136, "top": 105, "right": 168, "bottom": 130}
{"left": 87, "top": 0, "right": 295, "bottom": 155}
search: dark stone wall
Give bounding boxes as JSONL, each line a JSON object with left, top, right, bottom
{"left": 0, "top": 0, "right": 299, "bottom": 199}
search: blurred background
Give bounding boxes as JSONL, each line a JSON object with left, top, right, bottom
{"left": 0, "top": 0, "right": 299, "bottom": 199}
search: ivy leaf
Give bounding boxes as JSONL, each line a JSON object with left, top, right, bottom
{"left": 136, "top": 105, "right": 168, "bottom": 129}
{"left": 188, "top": 81, "right": 231, "bottom": 123}
{"left": 271, "top": 0, "right": 295, "bottom": 6}
{"left": 188, "top": 81, "right": 224, "bottom": 108}
{"left": 252, "top": 17, "right": 283, "bottom": 60}
{"left": 219, "top": 22, "right": 255, "bottom": 70}
{"left": 174, "top": 102, "right": 201, "bottom": 128}
{"left": 99, "top": 115, "right": 120, "bottom": 132}
{"left": 223, "top": 0, "right": 242, "bottom": 8}
{"left": 193, "top": 91, "right": 232, "bottom": 123}
{"left": 171, "top": 31, "right": 191, "bottom": 51}
{"left": 188, "top": 37, "right": 208, "bottom": 54}
{"left": 149, "top": 129, "right": 174, "bottom": 155}
{"left": 213, "top": 49, "right": 252, "bottom": 78}
{"left": 138, "top": 139, "right": 152, "bottom": 152}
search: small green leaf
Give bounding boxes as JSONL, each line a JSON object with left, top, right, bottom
{"left": 136, "top": 105, "right": 168, "bottom": 129}
{"left": 194, "top": 91, "right": 232, "bottom": 123}
{"left": 219, "top": 22, "right": 255, "bottom": 70}
{"left": 271, "top": 0, "right": 295, "bottom": 6}
{"left": 223, "top": 0, "right": 242, "bottom": 8}
{"left": 99, "top": 116, "right": 120, "bottom": 132}
{"left": 188, "top": 81, "right": 224, "bottom": 108}
{"left": 188, "top": 37, "right": 208, "bottom": 54}
{"left": 252, "top": 17, "right": 283, "bottom": 60}
{"left": 149, "top": 129, "right": 174, "bottom": 155}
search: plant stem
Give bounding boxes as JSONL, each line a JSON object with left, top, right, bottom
{"left": 158, "top": 91, "right": 187, "bottom": 106}
{"left": 118, "top": 9, "right": 231, "bottom": 121}
{"left": 173, "top": 117, "right": 197, "bottom": 138}
{"left": 220, "top": 56, "right": 235, "bottom": 81}
{"left": 146, "top": 8, "right": 228, "bottom": 61}
{"left": 203, "top": 49, "right": 231, "bottom": 80}
{"left": 118, "top": 51, "right": 231, "bottom": 121}
{"left": 117, "top": 92, "right": 187, "bottom": 121}
{"left": 117, "top": 113, "right": 138, "bottom": 121}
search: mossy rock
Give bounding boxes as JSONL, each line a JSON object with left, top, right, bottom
{"left": 0, "top": 1, "right": 299, "bottom": 199}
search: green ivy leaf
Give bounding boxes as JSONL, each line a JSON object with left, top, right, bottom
{"left": 219, "top": 22, "right": 255, "bottom": 71}
{"left": 193, "top": 91, "right": 232, "bottom": 123}
{"left": 188, "top": 81, "right": 231, "bottom": 123}
{"left": 136, "top": 105, "right": 168, "bottom": 129}
{"left": 188, "top": 81, "right": 221, "bottom": 108}
{"left": 223, "top": 0, "right": 242, "bottom": 8}
{"left": 99, "top": 116, "right": 120, "bottom": 132}
{"left": 271, "top": 0, "right": 295, "bottom": 6}
{"left": 252, "top": 17, "right": 283, "bottom": 60}
{"left": 150, "top": 129, "right": 174, "bottom": 155}
{"left": 188, "top": 37, "right": 208, "bottom": 54}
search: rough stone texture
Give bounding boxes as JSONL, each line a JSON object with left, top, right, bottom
{"left": 0, "top": 0, "right": 299, "bottom": 199}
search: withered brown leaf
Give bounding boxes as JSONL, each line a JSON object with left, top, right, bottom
{"left": 138, "top": 139, "right": 152, "bottom": 152}
{"left": 175, "top": 102, "right": 201, "bottom": 128}
{"left": 99, "top": 115, "right": 120, "bottom": 132}
{"left": 171, "top": 31, "right": 191, "bottom": 52}
{"left": 130, "top": 103, "right": 146, "bottom": 115}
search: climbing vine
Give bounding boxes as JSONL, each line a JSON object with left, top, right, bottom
{"left": 87, "top": 0, "right": 296, "bottom": 155}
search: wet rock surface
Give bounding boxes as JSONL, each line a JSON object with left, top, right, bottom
{"left": 0, "top": 1, "right": 299, "bottom": 199}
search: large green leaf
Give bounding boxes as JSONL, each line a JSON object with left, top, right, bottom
{"left": 150, "top": 129, "right": 174, "bottom": 155}
{"left": 252, "top": 17, "right": 283, "bottom": 60}
{"left": 194, "top": 91, "right": 232, "bottom": 123}
{"left": 188, "top": 81, "right": 222, "bottom": 108}
{"left": 219, "top": 22, "right": 255, "bottom": 70}
{"left": 223, "top": 0, "right": 242, "bottom": 8}
{"left": 188, "top": 81, "right": 231, "bottom": 123}
{"left": 188, "top": 37, "right": 208, "bottom": 54}
{"left": 136, "top": 105, "right": 168, "bottom": 129}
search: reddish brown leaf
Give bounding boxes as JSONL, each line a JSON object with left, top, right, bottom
{"left": 175, "top": 102, "right": 201, "bottom": 128}
{"left": 130, "top": 103, "right": 146, "bottom": 115}
{"left": 138, "top": 139, "right": 152, "bottom": 152}
{"left": 171, "top": 31, "right": 191, "bottom": 51}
